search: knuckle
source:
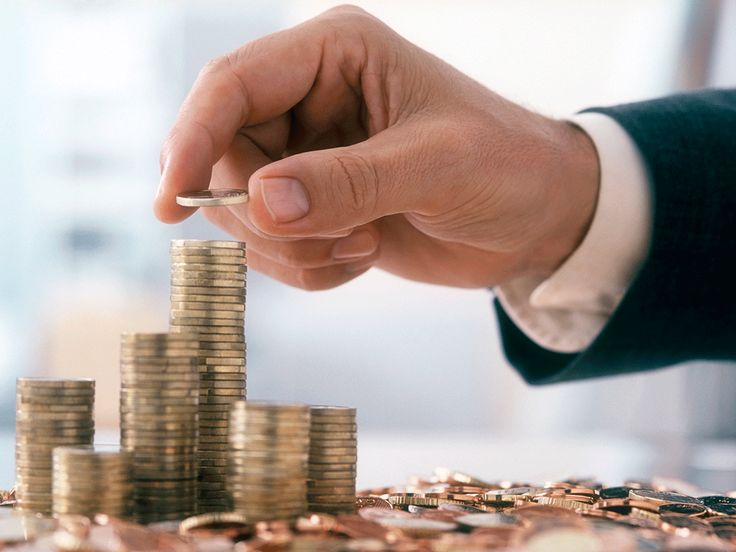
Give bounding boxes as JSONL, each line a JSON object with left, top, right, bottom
{"left": 294, "top": 269, "right": 323, "bottom": 291}
{"left": 199, "top": 55, "right": 229, "bottom": 78}
{"left": 327, "top": 151, "right": 379, "bottom": 216}
{"left": 277, "top": 243, "right": 316, "bottom": 269}
{"left": 326, "top": 4, "right": 368, "bottom": 18}
{"left": 294, "top": 267, "right": 344, "bottom": 291}
{"left": 323, "top": 5, "right": 382, "bottom": 38}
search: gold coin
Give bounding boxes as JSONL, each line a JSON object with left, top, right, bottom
{"left": 199, "top": 368, "right": 246, "bottom": 377}
{"left": 121, "top": 331, "right": 198, "bottom": 340}
{"left": 307, "top": 469, "right": 357, "bottom": 479}
{"left": 17, "top": 377, "right": 94, "bottom": 388}
{"left": 201, "top": 386, "right": 245, "bottom": 395}
{"left": 170, "top": 303, "right": 245, "bottom": 313}
{"left": 201, "top": 387, "right": 244, "bottom": 396}
{"left": 200, "top": 373, "right": 246, "bottom": 382}
{"left": 309, "top": 406, "right": 356, "bottom": 416}
{"left": 174, "top": 327, "right": 245, "bottom": 338}
{"left": 120, "top": 361, "right": 197, "bottom": 371}
{"left": 309, "top": 445, "right": 357, "bottom": 458}
{"left": 309, "top": 423, "right": 357, "bottom": 432}
{"left": 121, "top": 380, "right": 197, "bottom": 389}
{"left": 119, "top": 401, "right": 197, "bottom": 411}
{"left": 197, "top": 342, "right": 247, "bottom": 351}
{"left": 170, "top": 275, "right": 245, "bottom": 286}
{"left": 310, "top": 433, "right": 357, "bottom": 442}
{"left": 171, "top": 309, "right": 244, "bottom": 320}
{"left": 308, "top": 453, "right": 357, "bottom": 464}
{"left": 15, "top": 411, "right": 93, "bottom": 422}
{"left": 171, "top": 263, "right": 247, "bottom": 280}
{"left": 309, "top": 438, "right": 357, "bottom": 447}
{"left": 170, "top": 254, "right": 245, "bottom": 265}
{"left": 16, "top": 393, "right": 94, "bottom": 405}
{"left": 307, "top": 479, "right": 355, "bottom": 488}
{"left": 171, "top": 239, "right": 245, "bottom": 249}
{"left": 170, "top": 285, "right": 245, "bottom": 297}
{"left": 170, "top": 268, "right": 246, "bottom": 280}
{"left": 16, "top": 418, "right": 94, "bottom": 429}
{"left": 172, "top": 319, "right": 244, "bottom": 329}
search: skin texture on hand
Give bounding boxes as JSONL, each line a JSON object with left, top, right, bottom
{"left": 155, "top": 5, "right": 600, "bottom": 291}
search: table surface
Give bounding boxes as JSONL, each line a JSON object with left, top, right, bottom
{"left": 0, "top": 429, "right": 685, "bottom": 490}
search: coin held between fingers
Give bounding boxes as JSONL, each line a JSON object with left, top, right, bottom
{"left": 176, "top": 189, "right": 250, "bottom": 207}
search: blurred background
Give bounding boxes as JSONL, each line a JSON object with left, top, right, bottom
{"left": 0, "top": 0, "right": 734, "bottom": 491}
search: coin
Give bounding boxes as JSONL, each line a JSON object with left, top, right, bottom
{"left": 171, "top": 239, "right": 245, "bottom": 249}
{"left": 171, "top": 301, "right": 245, "bottom": 311}
{"left": 310, "top": 423, "right": 358, "bottom": 433}
{"left": 307, "top": 405, "right": 357, "bottom": 515}
{"left": 17, "top": 377, "right": 94, "bottom": 388}
{"left": 52, "top": 446, "right": 132, "bottom": 517}
{"left": 176, "top": 189, "right": 249, "bottom": 207}
{"left": 15, "top": 378, "right": 96, "bottom": 515}
{"left": 629, "top": 489, "right": 702, "bottom": 506}
{"left": 227, "top": 401, "right": 310, "bottom": 521}
{"left": 659, "top": 503, "right": 708, "bottom": 516}
{"left": 170, "top": 240, "right": 248, "bottom": 513}
{"left": 170, "top": 254, "right": 245, "bottom": 265}
{"left": 120, "top": 332, "right": 199, "bottom": 523}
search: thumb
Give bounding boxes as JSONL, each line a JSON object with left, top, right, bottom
{"left": 245, "top": 128, "right": 432, "bottom": 237}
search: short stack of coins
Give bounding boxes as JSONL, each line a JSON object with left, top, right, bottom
{"left": 52, "top": 445, "right": 132, "bottom": 518}
{"left": 119, "top": 332, "right": 199, "bottom": 522}
{"left": 307, "top": 406, "right": 358, "bottom": 514}
{"left": 15, "top": 377, "right": 95, "bottom": 514}
{"left": 169, "top": 239, "right": 247, "bottom": 513}
{"left": 228, "top": 401, "right": 310, "bottom": 521}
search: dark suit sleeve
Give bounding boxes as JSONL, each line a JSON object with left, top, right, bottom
{"left": 495, "top": 88, "right": 736, "bottom": 384}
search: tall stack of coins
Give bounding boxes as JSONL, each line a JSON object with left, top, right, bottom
{"left": 307, "top": 406, "right": 358, "bottom": 514}
{"left": 52, "top": 446, "right": 132, "bottom": 518}
{"left": 15, "top": 377, "right": 95, "bottom": 514}
{"left": 119, "top": 332, "right": 199, "bottom": 522}
{"left": 169, "top": 239, "right": 247, "bottom": 513}
{"left": 228, "top": 401, "right": 310, "bottom": 521}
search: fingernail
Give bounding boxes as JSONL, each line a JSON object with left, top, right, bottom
{"left": 258, "top": 177, "right": 310, "bottom": 223}
{"left": 332, "top": 231, "right": 377, "bottom": 260}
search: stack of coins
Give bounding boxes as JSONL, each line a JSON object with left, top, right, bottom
{"left": 15, "top": 377, "right": 95, "bottom": 514}
{"left": 228, "top": 401, "right": 310, "bottom": 521}
{"left": 52, "top": 445, "right": 132, "bottom": 518}
{"left": 307, "top": 406, "right": 358, "bottom": 514}
{"left": 169, "top": 239, "right": 247, "bottom": 513}
{"left": 119, "top": 332, "right": 199, "bottom": 523}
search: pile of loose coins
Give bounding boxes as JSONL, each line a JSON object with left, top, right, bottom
{"left": 52, "top": 445, "right": 132, "bottom": 517}
{"left": 119, "top": 332, "right": 199, "bottom": 522}
{"left": 169, "top": 239, "right": 247, "bottom": 513}
{"left": 15, "top": 377, "right": 95, "bottom": 514}
{"left": 228, "top": 401, "right": 311, "bottom": 521}
{"left": 308, "top": 406, "right": 358, "bottom": 514}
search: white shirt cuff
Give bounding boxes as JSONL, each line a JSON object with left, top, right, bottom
{"left": 495, "top": 112, "right": 652, "bottom": 353}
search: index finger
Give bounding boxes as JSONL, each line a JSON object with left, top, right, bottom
{"left": 154, "top": 22, "right": 323, "bottom": 223}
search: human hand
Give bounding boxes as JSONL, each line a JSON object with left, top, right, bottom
{"left": 155, "top": 5, "right": 599, "bottom": 290}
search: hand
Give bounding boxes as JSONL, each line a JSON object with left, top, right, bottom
{"left": 154, "top": 5, "right": 599, "bottom": 290}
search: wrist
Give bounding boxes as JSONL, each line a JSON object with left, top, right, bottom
{"left": 528, "top": 119, "right": 600, "bottom": 277}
